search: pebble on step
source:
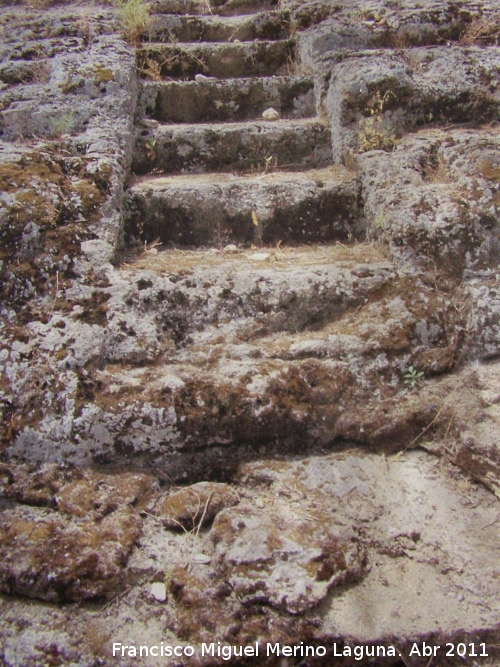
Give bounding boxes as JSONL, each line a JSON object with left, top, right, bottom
{"left": 195, "top": 73, "right": 212, "bottom": 82}
{"left": 223, "top": 244, "right": 240, "bottom": 253}
{"left": 248, "top": 251, "right": 270, "bottom": 261}
{"left": 150, "top": 582, "right": 167, "bottom": 602}
{"left": 262, "top": 107, "right": 280, "bottom": 120}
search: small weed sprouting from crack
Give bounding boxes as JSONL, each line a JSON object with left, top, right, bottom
{"left": 397, "top": 371, "right": 476, "bottom": 455}
{"left": 48, "top": 110, "right": 77, "bottom": 139}
{"left": 263, "top": 155, "right": 278, "bottom": 173}
{"left": 144, "top": 136, "right": 156, "bottom": 162}
{"left": 358, "top": 90, "right": 398, "bottom": 152}
{"left": 142, "top": 489, "right": 215, "bottom": 573}
{"left": 136, "top": 54, "right": 163, "bottom": 81}
{"left": 143, "top": 238, "right": 162, "bottom": 256}
{"left": 403, "top": 365, "right": 424, "bottom": 389}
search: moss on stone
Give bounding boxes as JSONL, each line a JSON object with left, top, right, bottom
{"left": 0, "top": 149, "right": 107, "bottom": 308}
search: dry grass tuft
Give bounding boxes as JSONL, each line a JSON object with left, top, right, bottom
{"left": 114, "top": 0, "right": 150, "bottom": 44}
{"left": 358, "top": 90, "right": 398, "bottom": 152}
{"left": 460, "top": 17, "right": 500, "bottom": 46}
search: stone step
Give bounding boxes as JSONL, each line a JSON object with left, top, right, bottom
{"left": 150, "top": 0, "right": 279, "bottom": 17}
{"left": 136, "top": 39, "right": 294, "bottom": 80}
{"left": 327, "top": 46, "right": 500, "bottom": 159}
{"left": 133, "top": 118, "right": 332, "bottom": 175}
{"left": 111, "top": 243, "right": 395, "bottom": 362}
{"left": 140, "top": 75, "right": 316, "bottom": 123}
{"left": 124, "top": 166, "right": 363, "bottom": 247}
{"left": 95, "top": 241, "right": 462, "bottom": 455}
{"left": 142, "top": 10, "right": 291, "bottom": 43}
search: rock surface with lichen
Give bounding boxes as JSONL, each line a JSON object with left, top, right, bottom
{"left": 0, "top": 0, "right": 500, "bottom": 665}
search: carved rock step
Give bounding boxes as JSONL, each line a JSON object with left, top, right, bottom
{"left": 142, "top": 10, "right": 290, "bottom": 43}
{"left": 60, "top": 243, "right": 465, "bottom": 465}
{"left": 125, "top": 166, "right": 363, "bottom": 246}
{"left": 136, "top": 39, "right": 294, "bottom": 80}
{"left": 140, "top": 75, "right": 315, "bottom": 123}
{"left": 150, "top": 0, "right": 279, "bottom": 17}
{"left": 327, "top": 46, "right": 500, "bottom": 158}
{"left": 133, "top": 118, "right": 332, "bottom": 175}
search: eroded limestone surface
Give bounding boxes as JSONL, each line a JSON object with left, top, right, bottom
{"left": 1, "top": 448, "right": 499, "bottom": 665}
{"left": 1, "top": 0, "right": 500, "bottom": 664}
{"left": 360, "top": 128, "right": 500, "bottom": 275}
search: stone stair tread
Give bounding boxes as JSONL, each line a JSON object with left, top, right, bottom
{"left": 149, "top": 116, "right": 327, "bottom": 131}
{"left": 125, "top": 242, "right": 391, "bottom": 273}
{"left": 139, "top": 38, "right": 293, "bottom": 50}
{"left": 140, "top": 75, "right": 315, "bottom": 123}
{"left": 144, "top": 37, "right": 285, "bottom": 44}
{"left": 142, "top": 74, "right": 313, "bottom": 87}
{"left": 119, "top": 243, "right": 393, "bottom": 329}
{"left": 130, "top": 164, "right": 353, "bottom": 190}
{"left": 111, "top": 242, "right": 398, "bottom": 375}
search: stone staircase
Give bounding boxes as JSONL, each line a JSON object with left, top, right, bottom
{"left": 1, "top": 0, "right": 500, "bottom": 663}
{"left": 124, "top": 0, "right": 363, "bottom": 248}
{"left": 108, "top": 0, "right": 474, "bottom": 474}
{"left": 108, "top": 0, "right": 412, "bottom": 475}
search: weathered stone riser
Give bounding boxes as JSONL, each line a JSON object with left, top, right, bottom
{"left": 133, "top": 118, "right": 332, "bottom": 175}
{"left": 142, "top": 10, "right": 291, "bottom": 43}
{"left": 151, "top": 0, "right": 279, "bottom": 17}
{"left": 137, "top": 39, "right": 294, "bottom": 80}
{"left": 139, "top": 76, "right": 316, "bottom": 123}
{"left": 125, "top": 168, "right": 362, "bottom": 246}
